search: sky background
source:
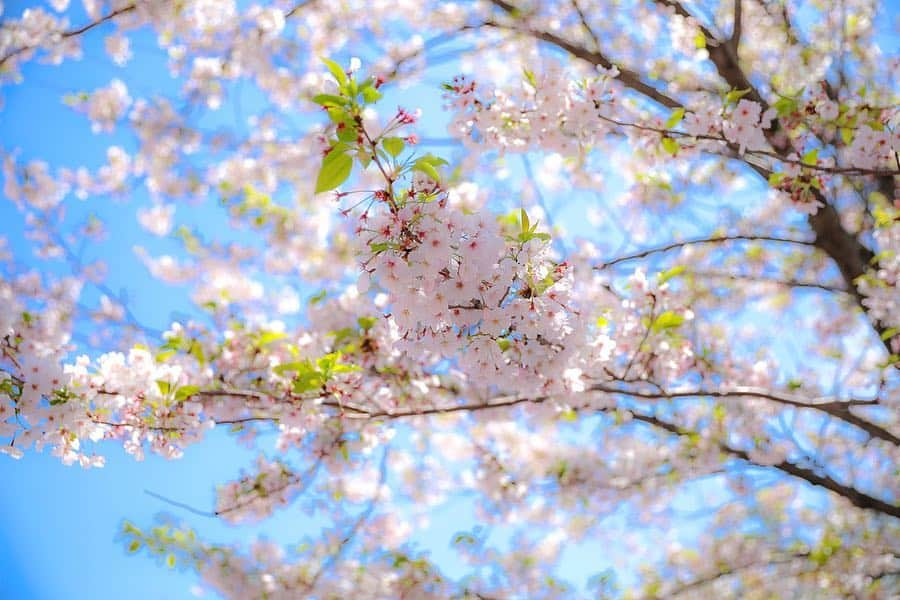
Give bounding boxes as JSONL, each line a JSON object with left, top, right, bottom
{"left": 1, "top": 1, "right": 897, "bottom": 598}
{"left": 0, "top": 4, "right": 600, "bottom": 598}
{"left": 0, "top": 6, "right": 656, "bottom": 591}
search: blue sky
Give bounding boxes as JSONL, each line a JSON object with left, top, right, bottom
{"left": 0, "top": 8, "right": 256, "bottom": 597}
{"left": 0, "top": 9, "right": 507, "bottom": 598}
{"left": 0, "top": 13, "right": 649, "bottom": 591}
{"left": 2, "top": 2, "right": 896, "bottom": 598}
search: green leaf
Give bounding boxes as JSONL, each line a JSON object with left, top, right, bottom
{"left": 273, "top": 361, "right": 310, "bottom": 376}
{"left": 256, "top": 331, "right": 288, "bottom": 347}
{"left": 773, "top": 96, "right": 797, "bottom": 117}
{"left": 326, "top": 106, "right": 351, "bottom": 125}
{"left": 382, "top": 136, "right": 405, "bottom": 158}
{"left": 166, "top": 553, "right": 176, "bottom": 569}
{"left": 156, "top": 380, "right": 171, "bottom": 396}
{"left": 693, "top": 32, "right": 706, "bottom": 49}
{"left": 880, "top": 327, "right": 899, "bottom": 341}
{"left": 839, "top": 127, "right": 853, "bottom": 145}
{"left": 665, "top": 107, "right": 685, "bottom": 129}
{"left": 188, "top": 341, "right": 205, "bottom": 364}
{"left": 768, "top": 172, "right": 786, "bottom": 187}
{"left": 357, "top": 316, "right": 378, "bottom": 331}
{"left": 801, "top": 148, "right": 819, "bottom": 166}
{"left": 336, "top": 125, "right": 358, "bottom": 143}
{"left": 413, "top": 158, "right": 440, "bottom": 182}
{"left": 321, "top": 57, "right": 347, "bottom": 87}
{"left": 523, "top": 68, "right": 537, "bottom": 88}
{"left": 713, "top": 403, "right": 726, "bottom": 423}
{"left": 725, "top": 88, "right": 751, "bottom": 106}
{"left": 651, "top": 311, "right": 685, "bottom": 333}
{"left": 175, "top": 385, "right": 200, "bottom": 401}
{"left": 661, "top": 137, "right": 679, "bottom": 155}
{"left": 658, "top": 265, "right": 686, "bottom": 285}
{"left": 128, "top": 540, "right": 142, "bottom": 553}
{"left": 316, "top": 150, "right": 353, "bottom": 193}
{"left": 520, "top": 208, "right": 530, "bottom": 233}
{"left": 155, "top": 349, "right": 176, "bottom": 363}
{"left": 418, "top": 154, "right": 448, "bottom": 167}
{"left": 361, "top": 86, "right": 382, "bottom": 104}
{"left": 311, "top": 93, "right": 348, "bottom": 107}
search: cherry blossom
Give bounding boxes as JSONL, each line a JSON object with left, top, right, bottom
{"left": 0, "top": 0, "right": 897, "bottom": 597}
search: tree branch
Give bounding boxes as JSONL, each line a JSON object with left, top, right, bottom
{"left": 731, "top": 0, "right": 743, "bottom": 48}
{"left": 664, "top": 551, "right": 810, "bottom": 597}
{"left": 0, "top": 4, "right": 137, "bottom": 68}
{"left": 686, "top": 270, "right": 851, "bottom": 295}
{"left": 587, "top": 383, "right": 898, "bottom": 446}
{"left": 594, "top": 235, "right": 816, "bottom": 269}
{"left": 630, "top": 412, "right": 900, "bottom": 518}
{"left": 483, "top": 0, "right": 682, "bottom": 109}
{"left": 94, "top": 380, "right": 897, "bottom": 517}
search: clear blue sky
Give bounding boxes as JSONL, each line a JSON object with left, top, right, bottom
{"left": 0, "top": 9, "right": 645, "bottom": 594}
{"left": 0, "top": 9, "right": 516, "bottom": 598}
{"left": 2, "top": 2, "right": 893, "bottom": 598}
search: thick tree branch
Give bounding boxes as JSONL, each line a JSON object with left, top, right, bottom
{"left": 484, "top": 0, "right": 682, "bottom": 109}
{"left": 94, "top": 380, "right": 898, "bottom": 517}
{"left": 137, "top": 381, "right": 897, "bottom": 447}
{"left": 360, "top": 390, "right": 897, "bottom": 515}
{"left": 731, "top": 0, "right": 743, "bottom": 48}
{"left": 652, "top": 0, "right": 760, "bottom": 105}
{"left": 630, "top": 413, "right": 900, "bottom": 518}
{"left": 650, "top": 0, "right": 894, "bottom": 352}
{"left": 594, "top": 234, "right": 816, "bottom": 269}
{"left": 500, "top": 0, "right": 896, "bottom": 354}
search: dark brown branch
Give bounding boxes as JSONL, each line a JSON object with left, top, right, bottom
{"left": 687, "top": 270, "right": 850, "bottom": 295}
{"left": 587, "top": 383, "right": 898, "bottom": 446}
{"left": 652, "top": 0, "right": 760, "bottom": 105}
{"left": 630, "top": 412, "right": 899, "bottom": 518}
{"left": 484, "top": 0, "right": 682, "bottom": 109}
{"left": 595, "top": 235, "right": 815, "bottom": 269}
{"left": 376, "top": 386, "right": 897, "bottom": 516}
{"left": 731, "top": 0, "right": 743, "bottom": 48}
{"left": 145, "top": 381, "right": 898, "bottom": 447}
{"left": 591, "top": 112, "right": 898, "bottom": 175}
{"left": 91, "top": 379, "right": 898, "bottom": 517}
{"left": 651, "top": 0, "right": 894, "bottom": 352}
{"left": 0, "top": 4, "right": 137, "bottom": 68}
{"left": 665, "top": 552, "right": 811, "bottom": 597}
{"left": 570, "top": 0, "right": 601, "bottom": 50}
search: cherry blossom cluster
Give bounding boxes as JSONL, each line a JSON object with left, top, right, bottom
{"left": 445, "top": 64, "right": 621, "bottom": 155}
{"left": 445, "top": 66, "right": 899, "bottom": 219}
{"left": 1, "top": 0, "right": 898, "bottom": 597}
{"left": 68, "top": 79, "right": 132, "bottom": 133}
{"left": 860, "top": 217, "right": 900, "bottom": 347}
